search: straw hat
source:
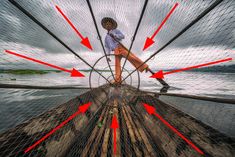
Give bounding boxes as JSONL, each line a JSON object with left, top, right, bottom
{"left": 101, "top": 17, "right": 117, "bottom": 30}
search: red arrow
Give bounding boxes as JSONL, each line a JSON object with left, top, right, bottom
{"left": 150, "top": 57, "right": 233, "bottom": 79}
{"left": 110, "top": 115, "right": 119, "bottom": 155}
{"left": 143, "top": 3, "right": 179, "bottom": 51}
{"left": 143, "top": 103, "right": 204, "bottom": 155}
{"left": 55, "top": 5, "right": 93, "bottom": 50}
{"left": 5, "top": 50, "right": 85, "bottom": 77}
{"left": 24, "top": 102, "right": 91, "bottom": 153}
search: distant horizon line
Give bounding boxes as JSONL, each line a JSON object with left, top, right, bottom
{"left": 0, "top": 63, "right": 234, "bottom": 72}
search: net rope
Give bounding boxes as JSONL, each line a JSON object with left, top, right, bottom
{"left": 0, "top": 0, "right": 234, "bottom": 156}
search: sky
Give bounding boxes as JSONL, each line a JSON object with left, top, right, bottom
{"left": 0, "top": 0, "right": 234, "bottom": 70}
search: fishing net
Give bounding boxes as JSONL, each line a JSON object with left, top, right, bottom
{"left": 0, "top": 86, "right": 234, "bottom": 157}
{"left": 0, "top": 0, "right": 234, "bottom": 156}
{"left": 0, "top": 0, "right": 234, "bottom": 97}
{"left": 137, "top": 0, "right": 235, "bottom": 98}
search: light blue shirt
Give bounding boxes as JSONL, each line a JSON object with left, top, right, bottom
{"left": 105, "top": 29, "right": 125, "bottom": 54}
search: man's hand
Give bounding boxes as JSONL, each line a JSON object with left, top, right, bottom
{"left": 109, "top": 33, "right": 116, "bottom": 39}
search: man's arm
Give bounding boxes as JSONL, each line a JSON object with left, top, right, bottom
{"left": 104, "top": 36, "right": 111, "bottom": 62}
{"left": 105, "top": 36, "right": 111, "bottom": 55}
{"left": 111, "top": 29, "right": 125, "bottom": 40}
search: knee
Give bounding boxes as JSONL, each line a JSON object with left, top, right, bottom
{"left": 120, "top": 50, "right": 128, "bottom": 57}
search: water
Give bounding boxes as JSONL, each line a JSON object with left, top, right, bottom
{"left": 0, "top": 88, "right": 89, "bottom": 133}
{"left": 1, "top": 71, "right": 235, "bottom": 98}
{"left": 0, "top": 71, "right": 234, "bottom": 134}
{"left": 139, "top": 72, "right": 235, "bottom": 99}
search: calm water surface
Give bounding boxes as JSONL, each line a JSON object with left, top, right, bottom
{"left": 0, "top": 72, "right": 234, "bottom": 134}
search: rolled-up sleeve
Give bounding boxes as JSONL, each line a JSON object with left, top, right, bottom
{"left": 112, "top": 29, "right": 125, "bottom": 40}
{"left": 105, "top": 36, "right": 111, "bottom": 54}
{"left": 106, "top": 47, "right": 111, "bottom": 54}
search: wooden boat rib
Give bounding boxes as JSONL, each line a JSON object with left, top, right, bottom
{"left": 0, "top": 85, "right": 234, "bottom": 157}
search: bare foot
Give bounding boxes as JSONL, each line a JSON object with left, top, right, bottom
{"left": 110, "top": 80, "right": 115, "bottom": 84}
{"left": 144, "top": 66, "right": 150, "bottom": 73}
{"left": 110, "top": 79, "right": 121, "bottom": 85}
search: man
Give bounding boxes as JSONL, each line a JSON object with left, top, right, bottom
{"left": 102, "top": 17, "right": 149, "bottom": 84}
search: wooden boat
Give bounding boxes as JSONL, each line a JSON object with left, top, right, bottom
{"left": 0, "top": 85, "right": 234, "bottom": 157}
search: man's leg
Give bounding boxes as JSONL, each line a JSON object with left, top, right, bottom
{"left": 115, "top": 55, "right": 122, "bottom": 83}
{"left": 119, "top": 47, "right": 148, "bottom": 72}
{"left": 119, "top": 47, "right": 169, "bottom": 87}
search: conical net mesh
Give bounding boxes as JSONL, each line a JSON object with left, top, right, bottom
{"left": 0, "top": 0, "right": 234, "bottom": 156}
{"left": 0, "top": 0, "right": 234, "bottom": 97}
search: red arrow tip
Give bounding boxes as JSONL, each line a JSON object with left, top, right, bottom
{"left": 150, "top": 70, "right": 164, "bottom": 79}
{"left": 143, "top": 103, "right": 156, "bottom": 115}
{"left": 78, "top": 102, "right": 92, "bottom": 113}
{"left": 111, "top": 115, "right": 119, "bottom": 129}
{"left": 81, "top": 37, "right": 93, "bottom": 50}
{"left": 71, "top": 68, "right": 85, "bottom": 77}
{"left": 143, "top": 37, "right": 155, "bottom": 51}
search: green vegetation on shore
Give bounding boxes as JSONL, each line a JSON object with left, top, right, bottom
{"left": 0, "top": 69, "right": 111, "bottom": 75}
{"left": 0, "top": 69, "right": 61, "bottom": 75}
{"left": 0, "top": 64, "right": 234, "bottom": 75}
{"left": 189, "top": 64, "right": 235, "bottom": 73}
{"left": 153, "top": 64, "right": 235, "bottom": 73}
